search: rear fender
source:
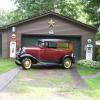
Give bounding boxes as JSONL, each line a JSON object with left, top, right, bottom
{"left": 61, "top": 55, "right": 75, "bottom": 64}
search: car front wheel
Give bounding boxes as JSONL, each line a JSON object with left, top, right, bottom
{"left": 22, "top": 58, "right": 32, "bottom": 70}
{"left": 63, "top": 58, "right": 72, "bottom": 69}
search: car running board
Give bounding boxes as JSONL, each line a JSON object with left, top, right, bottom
{"left": 32, "top": 62, "right": 61, "bottom": 66}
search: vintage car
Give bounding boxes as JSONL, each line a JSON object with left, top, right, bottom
{"left": 15, "top": 39, "right": 75, "bottom": 70}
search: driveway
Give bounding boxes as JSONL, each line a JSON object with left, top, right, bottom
{"left": 0, "top": 65, "right": 91, "bottom": 100}
{"left": 0, "top": 67, "right": 21, "bottom": 91}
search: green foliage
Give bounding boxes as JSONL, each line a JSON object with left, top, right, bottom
{"left": 0, "top": 0, "right": 99, "bottom": 27}
{"left": 96, "top": 33, "right": 100, "bottom": 40}
{"left": 95, "top": 47, "right": 100, "bottom": 61}
{"left": 77, "top": 59, "right": 100, "bottom": 68}
{"left": 85, "top": 76, "right": 100, "bottom": 100}
{"left": 11, "top": 0, "right": 88, "bottom": 23}
{"left": 0, "top": 9, "right": 23, "bottom": 27}
{"left": 96, "top": 55, "right": 100, "bottom": 61}
{"left": 77, "top": 65, "right": 100, "bottom": 75}
{"left": 82, "top": 0, "right": 100, "bottom": 25}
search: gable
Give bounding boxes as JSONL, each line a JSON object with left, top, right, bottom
{"left": 0, "top": 11, "right": 97, "bottom": 33}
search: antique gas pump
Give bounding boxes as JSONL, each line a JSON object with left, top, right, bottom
{"left": 86, "top": 39, "right": 93, "bottom": 60}
{"left": 10, "top": 27, "right": 16, "bottom": 58}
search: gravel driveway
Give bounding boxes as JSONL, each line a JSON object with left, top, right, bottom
{"left": 0, "top": 66, "right": 91, "bottom": 100}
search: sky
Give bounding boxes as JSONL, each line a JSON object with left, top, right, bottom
{"left": 0, "top": 0, "right": 16, "bottom": 10}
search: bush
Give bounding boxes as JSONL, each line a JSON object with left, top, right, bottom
{"left": 96, "top": 55, "right": 100, "bottom": 61}
{"left": 77, "top": 59, "right": 100, "bottom": 68}
{"left": 95, "top": 47, "right": 100, "bottom": 61}
{"left": 96, "top": 33, "right": 100, "bottom": 40}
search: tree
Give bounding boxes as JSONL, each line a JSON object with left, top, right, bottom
{"left": 82, "top": 0, "right": 100, "bottom": 25}
{"left": 0, "top": 9, "right": 23, "bottom": 27}
{"left": 11, "top": 0, "right": 60, "bottom": 17}
{"left": 11, "top": 0, "right": 88, "bottom": 23}
{"left": 1, "top": 0, "right": 99, "bottom": 27}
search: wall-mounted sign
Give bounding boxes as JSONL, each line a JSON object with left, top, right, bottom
{"left": 11, "top": 33, "right": 16, "bottom": 39}
{"left": 10, "top": 41, "right": 16, "bottom": 58}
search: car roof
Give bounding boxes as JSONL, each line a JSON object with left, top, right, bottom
{"left": 39, "top": 39, "right": 68, "bottom": 42}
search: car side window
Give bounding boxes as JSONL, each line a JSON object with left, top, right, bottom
{"left": 38, "top": 41, "right": 45, "bottom": 47}
{"left": 47, "top": 42, "right": 57, "bottom": 48}
{"left": 57, "top": 42, "right": 69, "bottom": 49}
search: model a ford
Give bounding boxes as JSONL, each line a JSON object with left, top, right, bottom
{"left": 15, "top": 39, "right": 75, "bottom": 70}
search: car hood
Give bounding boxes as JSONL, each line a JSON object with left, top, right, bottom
{"left": 23, "top": 46, "right": 41, "bottom": 50}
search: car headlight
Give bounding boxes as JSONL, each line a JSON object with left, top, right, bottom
{"left": 21, "top": 48, "right": 25, "bottom": 54}
{"left": 71, "top": 53, "right": 74, "bottom": 57}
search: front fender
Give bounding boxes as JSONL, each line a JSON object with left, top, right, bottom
{"left": 20, "top": 54, "right": 39, "bottom": 62}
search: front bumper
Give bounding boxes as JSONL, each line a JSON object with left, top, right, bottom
{"left": 15, "top": 58, "right": 21, "bottom": 65}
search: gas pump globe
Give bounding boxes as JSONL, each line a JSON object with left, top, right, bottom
{"left": 86, "top": 39, "right": 93, "bottom": 60}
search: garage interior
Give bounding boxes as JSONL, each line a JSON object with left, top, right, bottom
{"left": 21, "top": 34, "right": 81, "bottom": 60}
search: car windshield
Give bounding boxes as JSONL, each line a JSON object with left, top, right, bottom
{"left": 38, "top": 41, "right": 45, "bottom": 47}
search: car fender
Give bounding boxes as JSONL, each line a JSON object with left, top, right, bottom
{"left": 20, "top": 54, "right": 39, "bottom": 63}
{"left": 61, "top": 55, "right": 75, "bottom": 63}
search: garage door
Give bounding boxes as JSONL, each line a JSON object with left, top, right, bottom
{"left": 0, "top": 34, "right": 2, "bottom": 56}
{"left": 21, "top": 35, "right": 81, "bottom": 59}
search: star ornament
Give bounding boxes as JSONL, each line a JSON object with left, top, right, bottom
{"left": 48, "top": 19, "right": 55, "bottom": 28}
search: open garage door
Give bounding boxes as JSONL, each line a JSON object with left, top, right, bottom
{"left": 0, "top": 34, "right": 2, "bottom": 56}
{"left": 21, "top": 35, "right": 81, "bottom": 59}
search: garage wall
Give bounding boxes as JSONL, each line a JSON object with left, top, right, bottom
{"left": 2, "top": 32, "right": 9, "bottom": 58}
{"left": 15, "top": 15, "right": 95, "bottom": 59}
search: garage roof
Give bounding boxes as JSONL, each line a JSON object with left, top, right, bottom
{"left": 0, "top": 11, "right": 97, "bottom": 32}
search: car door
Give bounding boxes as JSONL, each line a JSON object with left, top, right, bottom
{"left": 39, "top": 41, "right": 64, "bottom": 63}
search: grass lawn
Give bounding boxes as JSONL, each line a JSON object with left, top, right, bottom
{"left": 0, "top": 59, "right": 16, "bottom": 74}
{"left": 84, "top": 76, "right": 100, "bottom": 100}
{"left": 77, "top": 65, "right": 100, "bottom": 76}
{"left": 77, "top": 65, "right": 100, "bottom": 100}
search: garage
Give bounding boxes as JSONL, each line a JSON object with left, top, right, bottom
{"left": 0, "top": 34, "right": 2, "bottom": 56}
{"left": 21, "top": 34, "right": 81, "bottom": 59}
{"left": 0, "top": 11, "right": 97, "bottom": 58}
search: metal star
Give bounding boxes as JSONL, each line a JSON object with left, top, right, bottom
{"left": 48, "top": 19, "right": 55, "bottom": 28}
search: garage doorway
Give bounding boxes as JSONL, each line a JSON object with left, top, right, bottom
{"left": 21, "top": 35, "right": 81, "bottom": 59}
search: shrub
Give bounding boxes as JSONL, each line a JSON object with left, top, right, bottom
{"left": 96, "top": 33, "right": 100, "bottom": 40}
{"left": 96, "top": 55, "right": 100, "bottom": 61}
{"left": 95, "top": 47, "right": 100, "bottom": 61}
{"left": 77, "top": 59, "right": 100, "bottom": 68}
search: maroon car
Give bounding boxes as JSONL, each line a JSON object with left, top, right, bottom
{"left": 15, "top": 39, "right": 75, "bottom": 70}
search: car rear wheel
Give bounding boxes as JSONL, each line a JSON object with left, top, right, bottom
{"left": 22, "top": 58, "right": 32, "bottom": 70}
{"left": 63, "top": 58, "right": 72, "bottom": 69}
